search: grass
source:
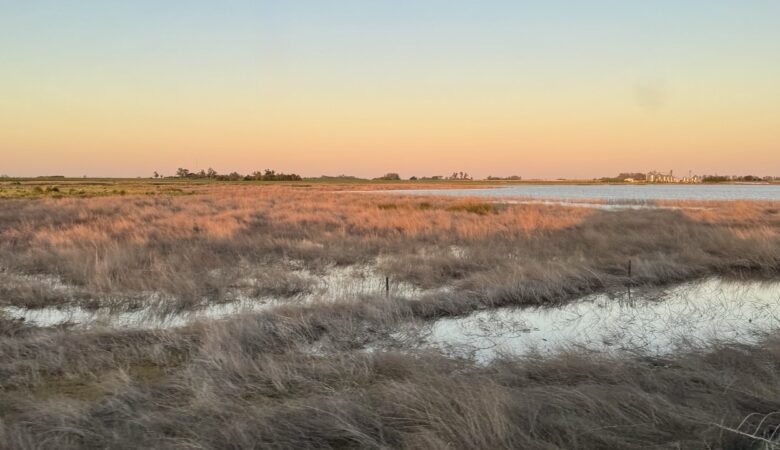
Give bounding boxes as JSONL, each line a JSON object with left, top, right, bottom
{"left": 0, "top": 178, "right": 512, "bottom": 199}
{"left": 4, "top": 306, "right": 780, "bottom": 449}
{"left": 1, "top": 183, "right": 780, "bottom": 448}
{"left": 446, "top": 202, "right": 496, "bottom": 215}
{"left": 2, "top": 185, "right": 778, "bottom": 314}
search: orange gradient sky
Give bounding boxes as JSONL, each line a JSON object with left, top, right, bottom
{"left": 1, "top": 1, "right": 779, "bottom": 178}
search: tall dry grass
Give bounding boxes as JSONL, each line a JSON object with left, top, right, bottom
{"left": 3, "top": 305, "right": 780, "bottom": 449}
{"left": 1, "top": 186, "right": 779, "bottom": 316}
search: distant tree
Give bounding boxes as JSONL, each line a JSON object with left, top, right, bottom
{"left": 206, "top": 168, "right": 218, "bottom": 178}
{"left": 375, "top": 173, "right": 401, "bottom": 181}
{"left": 447, "top": 171, "right": 471, "bottom": 180}
{"left": 153, "top": 171, "right": 160, "bottom": 178}
{"left": 409, "top": 176, "right": 418, "bottom": 181}
{"left": 176, "top": 168, "right": 190, "bottom": 178}
{"left": 616, "top": 172, "right": 646, "bottom": 181}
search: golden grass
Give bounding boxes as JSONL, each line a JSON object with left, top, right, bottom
{"left": 9, "top": 186, "right": 592, "bottom": 247}
{"left": 1, "top": 184, "right": 779, "bottom": 312}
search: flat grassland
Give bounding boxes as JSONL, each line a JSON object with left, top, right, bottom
{"left": 2, "top": 181, "right": 780, "bottom": 449}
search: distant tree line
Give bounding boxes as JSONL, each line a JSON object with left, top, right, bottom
{"left": 167, "top": 168, "right": 302, "bottom": 181}
{"left": 410, "top": 175, "right": 444, "bottom": 181}
{"left": 486, "top": 175, "right": 522, "bottom": 181}
{"left": 146, "top": 170, "right": 780, "bottom": 184}
{"left": 600, "top": 172, "right": 647, "bottom": 182}
{"left": 702, "top": 175, "right": 768, "bottom": 183}
{"left": 313, "top": 175, "right": 364, "bottom": 181}
{"left": 373, "top": 172, "right": 478, "bottom": 181}
{"left": 702, "top": 175, "right": 730, "bottom": 183}
{"left": 617, "top": 172, "right": 647, "bottom": 181}
{"left": 448, "top": 171, "right": 472, "bottom": 180}
{"left": 374, "top": 173, "right": 401, "bottom": 181}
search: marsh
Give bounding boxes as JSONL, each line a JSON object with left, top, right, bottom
{"left": 1, "top": 184, "right": 780, "bottom": 448}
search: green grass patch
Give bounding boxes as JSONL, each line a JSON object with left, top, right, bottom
{"left": 446, "top": 202, "right": 495, "bottom": 215}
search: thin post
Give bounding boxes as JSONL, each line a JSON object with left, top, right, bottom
{"left": 385, "top": 276, "right": 390, "bottom": 298}
{"left": 627, "top": 260, "right": 633, "bottom": 303}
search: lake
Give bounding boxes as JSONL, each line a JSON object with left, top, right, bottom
{"left": 390, "top": 184, "right": 780, "bottom": 201}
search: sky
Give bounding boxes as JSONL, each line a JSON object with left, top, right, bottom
{"left": 1, "top": 0, "right": 779, "bottom": 179}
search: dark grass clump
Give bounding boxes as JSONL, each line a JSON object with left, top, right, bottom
{"left": 446, "top": 202, "right": 495, "bottom": 215}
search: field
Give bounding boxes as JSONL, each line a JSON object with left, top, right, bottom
{"left": 2, "top": 181, "right": 780, "bottom": 449}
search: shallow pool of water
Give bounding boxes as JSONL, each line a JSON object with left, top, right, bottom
{"left": 1, "top": 298, "right": 276, "bottom": 329}
{"left": 403, "top": 279, "right": 780, "bottom": 362}
{"left": 0, "top": 264, "right": 432, "bottom": 329}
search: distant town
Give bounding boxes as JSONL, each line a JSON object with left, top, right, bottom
{"left": 598, "top": 171, "right": 779, "bottom": 184}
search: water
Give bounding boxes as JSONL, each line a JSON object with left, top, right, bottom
{"left": 0, "top": 264, "right": 433, "bottom": 330}
{"left": 2, "top": 299, "right": 275, "bottom": 329}
{"left": 390, "top": 184, "right": 780, "bottom": 202}
{"left": 7, "top": 271, "right": 780, "bottom": 361}
{"left": 403, "top": 279, "right": 780, "bottom": 362}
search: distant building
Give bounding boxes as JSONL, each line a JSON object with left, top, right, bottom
{"left": 647, "top": 170, "right": 676, "bottom": 183}
{"left": 646, "top": 170, "right": 701, "bottom": 184}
